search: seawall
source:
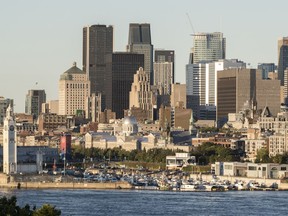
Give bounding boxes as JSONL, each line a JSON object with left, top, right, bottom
{"left": 0, "top": 181, "right": 132, "bottom": 190}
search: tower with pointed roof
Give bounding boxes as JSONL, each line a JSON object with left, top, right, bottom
{"left": 3, "top": 105, "right": 17, "bottom": 174}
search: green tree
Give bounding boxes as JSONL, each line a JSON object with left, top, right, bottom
{"left": 0, "top": 196, "right": 61, "bottom": 216}
{"left": 255, "top": 148, "right": 271, "bottom": 163}
{"left": 33, "top": 204, "right": 61, "bottom": 216}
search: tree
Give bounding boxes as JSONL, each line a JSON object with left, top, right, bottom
{"left": 255, "top": 148, "right": 271, "bottom": 163}
{"left": 33, "top": 204, "right": 61, "bottom": 216}
{"left": 0, "top": 196, "right": 61, "bottom": 216}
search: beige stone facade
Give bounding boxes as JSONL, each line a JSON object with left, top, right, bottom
{"left": 171, "top": 83, "right": 186, "bottom": 108}
{"left": 129, "top": 67, "right": 154, "bottom": 120}
{"left": 59, "top": 62, "right": 90, "bottom": 116}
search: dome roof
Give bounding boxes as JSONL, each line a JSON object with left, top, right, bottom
{"left": 123, "top": 115, "right": 137, "bottom": 125}
{"left": 60, "top": 62, "right": 85, "bottom": 80}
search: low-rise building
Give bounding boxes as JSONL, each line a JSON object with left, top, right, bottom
{"left": 166, "top": 153, "right": 196, "bottom": 169}
{"left": 213, "top": 162, "right": 288, "bottom": 179}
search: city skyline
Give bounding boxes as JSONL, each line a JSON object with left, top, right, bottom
{"left": 1, "top": 0, "right": 288, "bottom": 112}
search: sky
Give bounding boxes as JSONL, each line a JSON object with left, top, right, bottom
{"left": 1, "top": 0, "right": 288, "bottom": 112}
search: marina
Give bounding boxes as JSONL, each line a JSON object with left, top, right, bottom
{"left": 1, "top": 164, "right": 286, "bottom": 192}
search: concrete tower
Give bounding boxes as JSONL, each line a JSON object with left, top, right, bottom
{"left": 3, "top": 105, "right": 17, "bottom": 174}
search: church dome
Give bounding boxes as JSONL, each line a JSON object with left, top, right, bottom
{"left": 123, "top": 115, "right": 137, "bottom": 125}
{"left": 122, "top": 112, "right": 138, "bottom": 136}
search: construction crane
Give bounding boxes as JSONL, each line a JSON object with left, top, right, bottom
{"left": 186, "top": 13, "right": 196, "bottom": 35}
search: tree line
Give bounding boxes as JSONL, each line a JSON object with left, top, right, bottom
{"left": 0, "top": 196, "right": 61, "bottom": 216}
{"left": 71, "top": 142, "right": 243, "bottom": 165}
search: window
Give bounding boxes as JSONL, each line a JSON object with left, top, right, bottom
{"left": 248, "top": 166, "right": 257, "bottom": 170}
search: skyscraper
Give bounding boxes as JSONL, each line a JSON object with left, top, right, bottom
{"left": 153, "top": 62, "right": 173, "bottom": 95}
{"left": 127, "top": 23, "right": 154, "bottom": 84}
{"left": 217, "top": 68, "right": 280, "bottom": 125}
{"left": 25, "top": 89, "right": 46, "bottom": 120}
{"left": 186, "top": 59, "right": 246, "bottom": 119}
{"left": 278, "top": 37, "right": 288, "bottom": 86}
{"left": 58, "top": 62, "right": 90, "bottom": 116}
{"left": 106, "top": 53, "right": 144, "bottom": 119}
{"left": 155, "top": 50, "right": 175, "bottom": 83}
{"left": 83, "top": 25, "right": 113, "bottom": 95}
{"left": 192, "top": 32, "right": 226, "bottom": 64}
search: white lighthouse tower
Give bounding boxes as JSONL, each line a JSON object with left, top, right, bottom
{"left": 3, "top": 104, "right": 17, "bottom": 174}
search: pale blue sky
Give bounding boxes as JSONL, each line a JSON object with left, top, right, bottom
{"left": 1, "top": 0, "right": 287, "bottom": 112}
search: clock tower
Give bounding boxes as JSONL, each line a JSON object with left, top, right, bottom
{"left": 3, "top": 104, "right": 17, "bottom": 174}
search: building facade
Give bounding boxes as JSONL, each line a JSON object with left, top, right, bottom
{"left": 58, "top": 62, "right": 90, "bottom": 116}
{"left": 25, "top": 89, "right": 46, "bottom": 121}
{"left": 154, "top": 49, "right": 175, "bottom": 84}
{"left": 278, "top": 37, "right": 288, "bottom": 86}
{"left": 186, "top": 59, "right": 245, "bottom": 119}
{"left": 83, "top": 25, "right": 113, "bottom": 95}
{"left": 106, "top": 53, "right": 144, "bottom": 119}
{"left": 127, "top": 23, "right": 154, "bottom": 84}
{"left": 129, "top": 67, "right": 154, "bottom": 120}
{"left": 191, "top": 32, "right": 226, "bottom": 64}
{"left": 257, "top": 63, "right": 276, "bottom": 79}
{"left": 171, "top": 83, "right": 186, "bottom": 109}
{"left": 217, "top": 68, "right": 280, "bottom": 125}
{"left": 153, "top": 62, "right": 173, "bottom": 95}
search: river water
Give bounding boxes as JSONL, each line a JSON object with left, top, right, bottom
{"left": 0, "top": 189, "right": 287, "bottom": 216}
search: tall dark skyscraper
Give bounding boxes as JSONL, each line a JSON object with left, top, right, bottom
{"left": 83, "top": 25, "right": 113, "bottom": 96}
{"left": 106, "top": 53, "right": 144, "bottom": 118}
{"left": 127, "top": 23, "right": 153, "bottom": 84}
{"left": 278, "top": 37, "right": 288, "bottom": 86}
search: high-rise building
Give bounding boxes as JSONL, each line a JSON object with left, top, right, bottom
{"left": 258, "top": 63, "right": 276, "bottom": 79}
{"left": 0, "top": 97, "right": 13, "bottom": 126}
{"left": 83, "top": 25, "right": 113, "bottom": 95}
{"left": 186, "top": 59, "right": 245, "bottom": 119}
{"left": 3, "top": 105, "right": 17, "bottom": 174}
{"left": 192, "top": 32, "right": 226, "bottom": 64}
{"left": 155, "top": 50, "right": 175, "bottom": 83}
{"left": 278, "top": 37, "right": 288, "bottom": 86}
{"left": 105, "top": 53, "right": 144, "bottom": 119}
{"left": 186, "top": 62, "right": 207, "bottom": 117}
{"left": 129, "top": 67, "right": 154, "bottom": 120}
{"left": 127, "top": 23, "right": 154, "bottom": 84}
{"left": 217, "top": 68, "right": 280, "bottom": 125}
{"left": 58, "top": 62, "right": 90, "bottom": 116}
{"left": 25, "top": 89, "right": 46, "bottom": 120}
{"left": 153, "top": 62, "right": 173, "bottom": 95}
